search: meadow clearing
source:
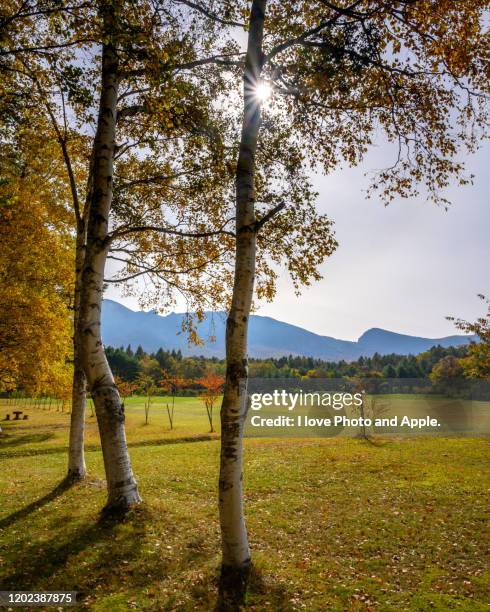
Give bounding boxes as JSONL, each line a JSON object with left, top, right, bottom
{"left": 0, "top": 396, "right": 489, "bottom": 611}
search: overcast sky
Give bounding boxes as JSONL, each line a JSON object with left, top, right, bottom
{"left": 107, "top": 138, "right": 489, "bottom": 342}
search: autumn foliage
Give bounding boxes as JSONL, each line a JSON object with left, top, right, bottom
{"left": 198, "top": 372, "right": 225, "bottom": 432}
{"left": 0, "top": 125, "right": 73, "bottom": 395}
{"left": 450, "top": 295, "right": 490, "bottom": 380}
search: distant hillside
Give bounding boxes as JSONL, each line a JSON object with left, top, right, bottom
{"left": 355, "top": 327, "right": 476, "bottom": 358}
{"left": 101, "top": 299, "right": 476, "bottom": 360}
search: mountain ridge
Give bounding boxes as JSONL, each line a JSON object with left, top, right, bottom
{"left": 101, "top": 299, "right": 476, "bottom": 361}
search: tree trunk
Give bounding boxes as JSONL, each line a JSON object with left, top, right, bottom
{"left": 68, "top": 357, "right": 86, "bottom": 479}
{"left": 67, "top": 230, "right": 87, "bottom": 481}
{"left": 38, "top": 59, "right": 89, "bottom": 482}
{"left": 206, "top": 403, "right": 214, "bottom": 433}
{"left": 218, "top": 1, "right": 267, "bottom": 608}
{"left": 78, "top": 0, "right": 140, "bottom": 513}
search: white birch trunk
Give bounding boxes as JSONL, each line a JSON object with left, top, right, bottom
{"left": 67, "top": 231, "right": 87, "bottom": 480}
{"left": 78, "top": 1, "right": 140, "bottom": 512}
{"left": 67, "top": 359, "right": 86, "bottom": 479}
{"left": 219, "top": 1, "right": 267, "bottom": 607}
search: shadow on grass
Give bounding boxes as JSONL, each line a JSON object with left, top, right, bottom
{"left": 0, "top": 476, "right": 74, "bottom": 530}
{"left": 0, "top": 432, "right": 55, "bottom": 448}
{"left": 0, "top": 505, "right": 206, "bottom": 609}
{"left": 0, "top": 433, "right": 219, "bottom": 460}
{"left": 0, "top": 506, "right": 152, "bottom": 593}
{"left": 0, "top": 484, "right": 290, "bottom": 610}
{"left": 246, "top": 564, "right": 292, "bottom": 611}
{"left": 354, "top": 434, "right": 389, "bottom": 447}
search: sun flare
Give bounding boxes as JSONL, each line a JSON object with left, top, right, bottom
{"left": 255, "top": 81, "right": 272, "bottom": 102}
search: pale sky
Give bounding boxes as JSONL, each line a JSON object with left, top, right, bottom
{"left": 107, "top": 140, "right": 489, "bottom": 342}
{"left": 106, "top": 21, "right": 490, "bottom": 343}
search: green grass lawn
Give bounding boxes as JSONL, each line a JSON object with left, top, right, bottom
{"left": 0, "top": 398, "right": 489, "bottom": 610}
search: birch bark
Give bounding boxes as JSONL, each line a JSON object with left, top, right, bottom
{"left": 78, "top": 0, "right": 140, "bottom": 511}
{"left": 218, "top": 1, "right": 267, "bottom": 607}
{"left": 67, "top": 228, "right": 87, "bottom": 480}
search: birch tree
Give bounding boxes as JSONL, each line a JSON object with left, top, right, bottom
{"left": 210, "top": 1, "right": 490, "bottom": 607}
{"left": 2, "top": 0, "right": 241, "bottom": 499}
{"left": 2, "top": 0, "right": 100, "bottom": 480}
{"left": 72, "top": 0, "right": 245, "bottom": 511}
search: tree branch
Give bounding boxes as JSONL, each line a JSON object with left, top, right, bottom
{"left": 116, "top": 102, "right": 150, "bottom": 122}
{"left": 114, "top": 168, "right": 210, "bottom": 190}
{"left": 254, "top": 202, "right": 286, "bottom": 232}
{"left": 0, "top": 39, "right": 96, "bottom": 56}
{"left": 26, "top": 63, "right": 82, "bottom": 226}
{"left": 120, "top": 53, "right": 244, "bottom": 79}
{"left": 109, "top": 221, "right": 235, "bottom": 242}
{"left": 265, "top": 0, "right": 365, "bottom": 63}
{"left": 171, "top": 0, "right": 245, "bottom": 28}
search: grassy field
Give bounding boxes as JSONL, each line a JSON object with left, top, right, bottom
{"left": 0, "top": 397, "right": 489, "bottom": 610}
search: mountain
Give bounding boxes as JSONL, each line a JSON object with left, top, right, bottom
{"left": 101, "top": 299, "right": 476, "bottom": 361}
{"left": 356, "top": 327, "right": 476, "bottom": 357}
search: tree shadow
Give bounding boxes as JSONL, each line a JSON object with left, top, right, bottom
{"left": 0, "top": 433, "right": 219, "bottom": 460}
{"left": 0, "top": 476, "right": 74, "bottom": 530}
{"left": 354, "top": 434, "right": 388, "bottom": 447}
{"left": 0, "top": 432, "right": 54, "bottom": 448}
{"left": 211, "top": 564, "right": 293, "bottom": 611}
{"left": 240, "top": 564, "right": 293, "bottom": 611}
{"left": 0, "top": 506, "right": 155, "bottom": 599}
